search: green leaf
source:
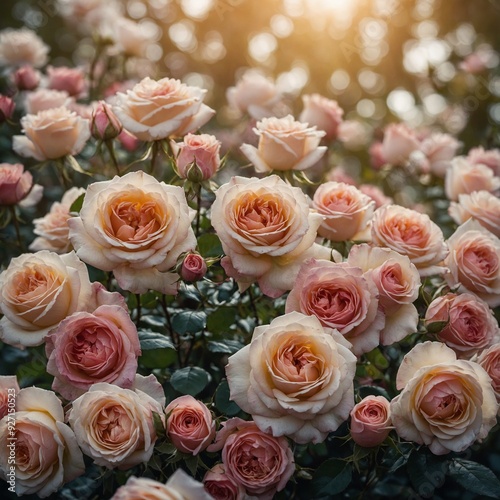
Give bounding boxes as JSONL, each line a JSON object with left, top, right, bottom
{"left": 407, "top": 449, "right": 446, "bottom": 498}
{"left": 425, "top": 320, "right": 449, "bottom": 334}
{"left": 171, "top": 310, "right": 207, "bottom": 334}
{"left": 152, "top": 411, "right": 166, "bottom": 439}
{"left": 365, "top": 348, "right": 389, "bottom": 369}
{"left": 138, "top": 330, "right": 175, "bottom": 351}
{"left": 170, "top": 366, "right": 210, "bottom": 396}
{"left": 206, "top": 307, "right": 237, "bottom": 333}
{"left": 214, "top": 378, "right": 241, "bottom": 416}
{"left": 69, "top": 193, "right": 85, "bottom": 214}
{"left": 448, "top": 459, "right": 500, "bottom": 498}
{"left": 197, "top": 233, "right": 223, "bottom": 258}
{"left": 357, "top": 385, "right": 391, "bottom": 401}
{"left": 185, "top": 454, "right": 199, "bottom": 476}
{"left": 65, "top": 155, "right": 91, "bottom": 176}
{"left": 140, "top": 348, "right": 177, "bottom": 369}
{"left": 207, "top": 339, "right": 244, "bottom": 355}
{"left": 312, "top": 459, "right": 352, "bottom": 499}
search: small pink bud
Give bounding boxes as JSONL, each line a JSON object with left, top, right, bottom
{"left": 0, "top": 95, "right": 15, "bottom": 123}
{"left": 91, "top": 101, "right": 123, "bottom": 141}
{"left": 181, "top": 253, "right": 207, "bottom": 282}
{"left": 118, "top": 129, "right": 141, "bottom": 152}
{"left": 0, "top": 163, "right": 33, "bottom": 205}
{"left": 13, "top": 65, "right": 40, "bottom": 91}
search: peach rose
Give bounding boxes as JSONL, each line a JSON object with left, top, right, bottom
{"left": 165, "top": 395, "right": 216, "bottom": 455}
{"left": 381, "top": 123, "right": 420, "bottom": 166}
{"left": 68, "top": 382, "right": 163, "bottom": 469}
{"left": 47, "top": 65, "right": 86, "bottom": 97}
{"left": 203, "top": 464, "right": 245, "bottom": 500}
{"left": 68, "top": 171, "right": 196, "bottom": 294}
{"left": 112, "top": 77, "right": 215, "bottom": 141}
{"left": 0, "top": 28, "right": 49, "bottom": 67}
{"left": 348, "top": 244, "right": 421, "bottom": 346}
{"left": 358, "top": 184, "right": 393, "bottom": 208}
{"left": 468, "top": 146, "right": 500, "bottom": 177}
{"left": 0, "top": 251, "right": 93, "bottom": 347}
{"left": 420, "top": 133, "right": 461, "bottom": 177}
{"left": 371, "top": 204, "right": 449, "bottom": 277}
{"left": 312, "top": 182, "right": 375, "bottom": 242}
{"left": 445, "top": 219, "right": 500, "bottom": 307}
{"left": 285, "top": 259, "right": 385, "bottom": 355}
{"left": 0, "top": 163, "right": 39, "bottom": 206}
{"left": 0, "top": 387, "right": 85, "bottom": 497}
{"left": 350, "top": 395, "right": 392, "bottom": 447}
{"left": 211, "top": 175, "right": 331, "bottom": 298}
{"left": 13, "top": 107, "right": 90, "bottom": 161}
{"left": 208, "top": 418, "right": 294, "bottom": 499}
{"left": 337, "top": 120, "right": 370, "bottom": 150}
{"left": 445, "top": 156, "right": 500, "bottom": 201}
{"left": 240, "top": 115, "right": 326, "bottom": 173}
{"left": 299, "top": 93, "right": 344, "bottom": 140}
{"left": 474, "top": 344, "right": 500, "bottom": 405}
{"left": 172, "top": 133, "right": 221, "bottom": 180}
{"left": 24, "top": 89, "right": 72, "bottom": 115}
{"left": 390, "top": 341, "right": 498, "bottom": 455}
{"left": 226, "top": 312, "right": 357, "bottom": 443}
{"left": 449, "top": 190, "right": 500, "bottom": 238}
{"left": 0, "top": 376, "right": 19, "bottom": 420}
{"left": 30, "top": 187, "right": 85, "bottom": 253}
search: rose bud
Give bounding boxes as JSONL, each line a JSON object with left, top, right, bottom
{"left": 117, "top": 129, "right": 141, "bottom": 152}
{"left": 0, "top": 163, "right": 34, "bottom": 206}
{"left": 350, "top": 395, "right": 392, "bottom": 447}
{"left": 0, "top": 95, "right": 15, "bottom": 123}
{"left": 91, "top": 101, "right": 123, "bottom": 141}
{"left": 203, "top": 464, "right": 245, "bottom": 500}
{"left": 181, "top": 253, "right": 207, "bottom": 282}
{"left": 13, "top": 65, "right": 40, "bottom": 91}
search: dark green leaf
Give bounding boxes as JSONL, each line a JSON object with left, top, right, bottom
{"left": 357, "top": 385, "right": 391, "bottom": 401}
{"left": 197, "top": 233, "right": 223, "bottom": 258}
{"left": 152, "top": 411, "right": 166, "bottom": 439}
{"left": 312, "top": 459, "right": 352, "bottom": 498}
{"left": 170, "top": 366, "right": 210, "bottom": 396}
{"left": 207, "top": 339, "right": 244, "bottom": 355}
{"left": 214, "top": 378, "right": 241, "bottom": 416}
{"left": 365, "top": 348, "right": 389, "bottom": 369}
{"left": 448, "top": 459, "right": 500, "bottom": 498}
{"left": 206, "top": 307, "right": 237, "bottom": 333}
{"left": 69, "top": 193, "right": 85, "bottom": 214}
{"left": 185, "top": 454, "right": 199, "bottom": 476}
{"left": 140, "top": 348, "right": 177, "bottom": 369}
{"left": 407, "top": 449, "right": 446, "bottom": 498}
{"left": 171, "top": 310, "right": 207, "bottom": 334}
{"left": 425, "top": 320, "right": 449, "bottom": 334}
{"left": 138, "top": 330, "right": 175, "bottom": 350}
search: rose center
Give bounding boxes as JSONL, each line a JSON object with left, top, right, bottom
{"left": 97, "top": 405, "right": 131, "bottom": 442}
{"left": 109, "top": 199, "right": 161, "bottom": 242}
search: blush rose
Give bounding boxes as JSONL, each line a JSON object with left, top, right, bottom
{"left": 350, "top": 395, "right": 392, "bottom": 447}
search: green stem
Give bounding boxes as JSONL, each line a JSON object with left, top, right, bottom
{"left": 247, "top": 286, "right": 259, "bottom": 327}
{"left": 150, "top": 141, "right": 159, "bottom": 177}
{"left": 160, "top": 294, "right": 183, "bottom": 367}
{"left": 105, "top": 140, "right": 120, "bottom": 175}
{"left": 195, "top": 183, "right": 202, "bottom": 237}
{"left": 9, "top": 206, "right": 24, "bottom": 252}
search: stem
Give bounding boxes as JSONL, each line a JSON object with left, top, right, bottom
{"left": 195, "top": 183, "right": 202, "bottom": 237}
{"left": 160, "top": 294, "right": 183, "bottom": 367}
{"left": 89, "top": 44, "right": 104, "bottom": 102}
{"left": 135, "top": 294, "right": 142, "bottom": 326}
{"left": 105, "top": 140, "right": 120, "bottom": 175}
{"left": 150, "top": 141, "right": 159, "bottom": 177}
{"left": 247, "top": 286, "right": 259, "bottom": 327}
{"left": 9, "top": 206, "right": 24, "bottom": 251}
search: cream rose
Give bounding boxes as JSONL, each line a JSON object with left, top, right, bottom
{"left": 211, "top": 175, "right": 331, "bottom": 298}
{"left": 226, "top": 312, "right": 357, "bottom": 443}
{"left": 444, "top": 219, "right": 500, "bottom": 307}
{"left": 0, "top": 387, "right": 85, "bottom": 498}
{"left": 299, "top": 93, "right": 344, "bottom": 140}
{"left": 350, "top": 395, "right": 392, "bottom": 447}
{"left": 68, "top": 382, "right": 163, "bottom": 470}
{"left": 24, "top": 89, "right": 71, "bottom": 115}
{"left": 390, "top": 341, "right": 498, "bottom": 455}
{"left": 420, "top": 133, "right": 461, "bottom": 177}
{"left": 474, "top": 344, "right": 500, "bottom": 406}
{"left": 0, "top": 376, "right": 19, "bottom": 420}
{"left": 68, "top": 171, "right": 196, "bottom": 294}
{"left": 381, "top": 123, "right": 420, "bottom": 166}
{"left": 13, "top": 106, "right": 90, "bottom": 161}
{"left": 313, "top": 182, "right": 375, "bottom": 242}
{"left": 240, "top": 115, "right": 326, "bottom": 172}
{"left": 0, "top": 250, "right": 93, "bottom": 347}
{"left": 112, "top": 76, "right": 215, "bottom": 141}
{"left": 0, "top": 28, "right": 49, "bottom": 67}
{"left": 371, "top": 204, "right": 449, "bottom": 277}
{"left": 468, "top": 146, "right": 500, "bottom": 176}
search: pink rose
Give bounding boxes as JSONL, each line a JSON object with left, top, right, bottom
{"left": 24, "top": 88, "right": 71, "bottom": 115}
{"left": 358, "top": 184, "right": 393, "bottom": 208}
{"left": 0, "top": 28, "right": 49, "bottom": 67}
{"left": 381, "top": 123, "right": 420, "bottom": 166}
{"left": 445, "top": 219, "right": 500, "bottom": 307}
{"left": 13, "top": 65, "right": 40, "bottom": 91}
{"left": 474, "top": 344, "right": 500, "bottom": 405}
{"left": 337, "top": 120, "right": 370, "bottom": 150}
{"left": 118, "top": 129, "right": 141, "bottom": 152}
{"left": 111, "top": 17, "right": 150, "bottom": 58}
{"left": 299, "top": 93, "right": 343, "bottom": 140}
{"left": 165, "top": 395, "right": 216, "bottom": 455}
{"left": 350, "top": 395, "right": 392, "bottom": 447}
{"left": 371, "top": 204, "right": 449, "bottom": 277}
{"left": 312, "top": 181, "right": 375, "bottom": 242}
{"left": 0, "top": 95, "right": 15, "bottom": 123}
{"left": 286, "top": 259, "right": 385, "bottom": 355}
{"left": 181, "top": 253, "right": 207, "bottom": 282}
{"left": 325, "top": 165, "right": 356, "bottom": 185}
{"left": 459, "top": 51, "right": 490, "bottom": 74}
{"left": 47, "top": 65, "right": 86, "bottom": 97}
{"left": 369, "top": 141, "right": 387, "bottom": 170}
{"left": 203, "top": 464, "right": 245, "bottom": 500}
{"left": 226, "top": 312, "right": 357, "bottom": 443}
{"left": 172, "top": 133, "right": 221, "bottom": 180}
{"left": 90, "top": 100, "right": 122, "bottom": 140}
{"left": 0, "top": 376, "right": 19, "bottom": 420}
{"left": 208, "top": 418, "right": 295, "bottom": 499}
{"left": 420, "top": 133, "right": 461, "bottom": 177}
{"left": 467, "top": 146, "right": 500, "bottom": 176}
{"left": 0, "top": 163, "right": 37, "bottom": 206}
{"left": 240, "top": 115, "right": 327, "bottom": 173}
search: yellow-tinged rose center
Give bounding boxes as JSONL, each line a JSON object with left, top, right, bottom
{"left": 96, "top": 404, "right": 133, "bottom": 444}
{"left": 388, "top": 215, "right": 426, "bottom": 245}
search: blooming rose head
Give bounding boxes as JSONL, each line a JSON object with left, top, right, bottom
{"left": 371, "top": 204, "right": 449, "bottom": 277}
{"left": 226, "top": 70, "right": 281, "bottom": 119}
{"left": 350, "top": 395, "right": 392, "bottom": 447}
{"left": 337, "top": 120, "right": 370, "bottom": 150}
{"left": 0, "top": 163, "right": 35, "bottom": 206}
{"left": 226, "top": 312, "right": 357, "bottom": 443}
{"left": 240, "top": 115, "right": 327, "bottom": 173}
{"left": 181, "top": 253, "right": 207, "bottom": 282}
{"left": 208, "top": 418, "right": 295, "bottom": 499}
{"left": 420, "top": 133, "right": 461, "bottom": 177}
{"left": 313, "top": 181, "right": 375, "bottom": 242}
{"left": 112, "top": 76, "right": 215, "bottom": 141}
{"left": 165, "top": 395, "right": 216, "bottom": 455}
{"left": 172, "top": 133, "right": 221, "bottom": 181}
{"left": 299, "top": 93, "right": 344, "bottom": 140}
{"left": 68, "top": 383, "right": 163, "bottom": 469}
{"left": 110, "top": 17, "right": 150, "bottom": 57}
{"left": 381, "top": 123, "right": 420, "bottom": 166}
{"left": 203, "top": 464, "right": 245, "bottom": 500}
{"left": 0, "top": 387, "right": 85, "bottom": 497}
{"left": 444, "top": 219, "right": 500, "bottom": 307}
{"left": 13, "top": 106, "right": 90, "bottom": 161}
{"left": 47, "top": 65, "right": 86, "bottom": 97}
{"left": 468, "top": 146, "right": 500, "bottom": 177}
{"left": 24, "top": 88, "right": 71, "bottom": 115}
{"left": 13, "top": 65, "right": 40, "bottom": 91}
{"left": 211, "top": 175, "right": 331, "bottom": 298}
{"left": 91, "top": 100, "right": 123, "bottom": 141}
{"left": 390, "top": 341, "right": 498, "bottom": 455}
{"left": 474, "top": 344, "right": 500, "bottom": 406}
{"left": 449, "top": 190, "right": 500, "bottom": 238}
{"left": 445, "top": 156, "right": 500, "bottom": 201}
{"left": 358, "top": 184, "right": 393, "bottom": 208}
{"left": 0, "top": 28, "right": 49, "bottom": 67}
{"left": 0, "top": 376, "right": 19, "bottom": 420}
{"left": 0, "top": 251, "right": 93, "bottom": 347}
{"left": 68, "top": 171, "right": 196, "bottom": 294}
{"left": 0, "top": 95, "right": 15, "bottom": 123}
{"left": 285, "top": 259, "right": 384, "bottom": 355}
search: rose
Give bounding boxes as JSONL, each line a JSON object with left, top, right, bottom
{"left": 47, "top": 65, "right": 86, "bottom": 97}
{"left": 165, "top": 395, "right": 216, "bottom": 455}
{"left": 68, "top": 170, "right": 196, "bottom": 294}
{"left": 285, "top": 259, "right": 384, "bottom": 355}
{"left": 444, "top": 219, "right": 500, "bottom": 307}
{"left": 45, "top": 303, "right": 141, "bottom": 400}
{"left": 240, "top": 115, "right": 327, "bottom": 173}
{"left": 350, "top": 395, "right": 392, "bottom": 447}
{"left": 181, "top": 253, "right": 207, "bottom": 282}
{"left": 172, "top": 133, "right": 221, "bottom": 181}
{"left": 226, "top": 312, "right": 357, "bottom": 443}
{"left": 208, "top": 418, "right": 295, "bottom": 499}
{"left": 211, "top": 175, "right": 331, "bottom": 298}
{"left": 337, "top": 120, "right": 370, "bottom": 149}
{"left": 13, "top": 106, "right": 90, "bottom": 161}
{"left": 325, "top": 165, "right": 356, "bottom": 185}
{"left": 371, "top": 204, "right": 449, "bottom": 277}
{"left": 90, "top": 101, "right": 123, "bottom": 141}
{"left": 312, "top": 181, "right": 375, "bottom": 242}
{"left": 0, "top": 95, "right": 15, "bottom": 123}
{"left": 381, "top": 123, "right": 420, "bottom": 166}
{"left": 474, "top": 344, "right": 500, "bottom": 405}
{"left": 0, "top": 251, "right": 93, "bottom": 347}
{"left": 0, "top": 28, "right": 49, "bottom": 67}
{"left": 111, "top": 469, "right": 214, "bottom": 500}
{"left": 299, "top": 93, "right": 344, "bottom": 140}
{"left": 226, "top": 70, "right": 281, "bottom": 119}
{"left": 203, "top": 464, "right": 246, "bottom": 500}
{"left": 110, "top": 17, "right": 150, "bottom": 57}
{"left": 24, "top": 89, "right": 71, "bottom": 114}
{"left": 445, "top": 156, "right": 500, "bottom": 201}
{"left": 112, "top": 76, "right": 215, "bottom": 141}
{"left": 425, "top": 293, "right": 500, "bottom": 358}
{"left": 13, "top": 65, "right": 40, "bottom": 91}
{"left": 390, "top": 341, "right": 498, "bottom": 455}
{"left": 0, "top": 376, "right": 19, "bottom": 420}
{"left": 468, "top": 146, "right": 500, "bottom": 176}
{"left": 0, "top": 163, "right": 39, "bottom": 206}
{"left": 459, "top": 51, "right": 490, "bottom": 73}
{"left": 449, "top": 190, "right": 500, "bottom": 238}
{"left": 0, "top": 387, "right": 85, "bottom": 498}
{"left": 369, "top": 141, "right": 387, "bottom": 170}
{"left": 420, "top": 133, "right": 461, "bottom": 177}
{"left": 68, "top": 382, "right": 163, "bottom": 469}
{"left": 359, "top": 184, "right": 393, "bottom": 208}
{"left": 348, "top": 244, "right": 421, "bottom": 346}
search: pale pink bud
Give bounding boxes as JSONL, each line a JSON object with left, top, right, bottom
{"left": 118, "top": 129, "right": 141, "bottom": 152}
{"left": 350, "top": 395, "right": 392, "bottom": 447}
{"left": 0, "top": 163, "right": 33, "bottom": 205}
{"left": 91, "top": 101, "right": 122, "bottom": 141}
{"left": 0, "top": 95, "right": 15, "bottom": 123}
{"left": 13, "top": 65, "right": 40, "bottom": 91}
{"left": 47, "top": 65, "right": 85, "bottom": 97}
{"left": 181, "top": 253, "right": 207, "bottom": 282}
